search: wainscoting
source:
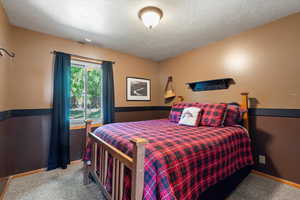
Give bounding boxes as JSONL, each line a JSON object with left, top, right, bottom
{"left": 251, "top": 116, "right": 300, "bottom": 184}
{"left": 0, "top": 107, "right": 169, "bottom": 178}
{"left": 0, "top": 107, "right": 299, "bottom": 185}
{"left": 0, "top": 115, "right": 51, "bottom": 177}
{"left": 115, "top": 106, "right": 170, "bottom": 122}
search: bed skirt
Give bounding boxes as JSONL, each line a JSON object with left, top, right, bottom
{"left": 198, "top": 165, "right": 253, "bottom": 200}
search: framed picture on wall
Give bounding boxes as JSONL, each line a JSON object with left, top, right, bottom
{"left": 126, "top": 77, "right": 151, "bottom": 101}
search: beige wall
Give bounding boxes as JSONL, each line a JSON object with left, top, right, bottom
{"left": 0, "top": 3, "right": 12, "bottom": 111}
{"left": 159, "top": 13, "right": 300, "bottom": 109}
{"left": 3, "top": 6, "right": 300, "bottom": 110}
{"left": 7, "top": 26, "right": 160, "bottom": 109}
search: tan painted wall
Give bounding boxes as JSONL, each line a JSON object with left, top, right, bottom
{"left": 159, "top": 13, "right": 300, "bottom": 109}
{"left": 3, "top": 7, "right": 300, "bottom": 110}
{"left": 8, "top": 26, "right": 160, "bottom": 109}
{"left": 0, "top": 3, "right": 12, "bottom": 111}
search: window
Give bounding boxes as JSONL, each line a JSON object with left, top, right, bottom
{"left": 70, "top": 59, "right": 102, "bottom": 125}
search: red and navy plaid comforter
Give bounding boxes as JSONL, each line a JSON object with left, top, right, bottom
{"left": 85, "top": 119, "right": 253, "bottom": 200}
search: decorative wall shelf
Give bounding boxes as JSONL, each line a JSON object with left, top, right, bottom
{"left": 186, "top": 78, "right": 234, "bottom": 92}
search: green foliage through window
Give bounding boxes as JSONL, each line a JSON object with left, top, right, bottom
{"left": 70, "top": 60, "right": 102, "bottom": 124}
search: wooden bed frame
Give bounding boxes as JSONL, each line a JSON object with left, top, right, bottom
{"left": 83, "top": 93, "right": 250, "bottom": 200}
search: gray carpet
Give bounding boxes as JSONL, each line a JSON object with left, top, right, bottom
{"left": 4, "top": 164, "right": 105, "bottom": 200}
{"left": 4, "top": 164, "right": 300, "bottom": 200}
{"left": 228, "top": 173, "right": 300, "bottom": 200}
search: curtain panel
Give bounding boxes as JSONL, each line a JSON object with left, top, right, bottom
{"left": 48, "top": 52, "right": 71, "bottom": 170}
{"left": 102, "top": 61, "right": 115, "bottom": 124}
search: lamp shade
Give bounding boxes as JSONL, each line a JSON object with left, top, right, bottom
{"left": 138, "top": 6, "right": 163, "bottom": 29}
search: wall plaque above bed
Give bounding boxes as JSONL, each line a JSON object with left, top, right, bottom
{"left": 187, "top": 78, "right": 234, "bottom": 91}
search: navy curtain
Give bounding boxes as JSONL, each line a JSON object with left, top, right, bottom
{"left": 102, "top": 61, "right": 115, "bottom": 124}
{"left": 48, "top": 52, "right": 71, "bottom": 170}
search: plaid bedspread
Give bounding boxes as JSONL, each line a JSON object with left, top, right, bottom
{"left": 85, "top": 119, "right": 253, "bottom": 200}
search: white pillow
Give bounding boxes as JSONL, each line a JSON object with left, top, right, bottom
{"left": 178, "top": 107, "right": 201, "bottom": 126}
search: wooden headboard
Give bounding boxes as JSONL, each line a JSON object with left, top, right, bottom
{"left": 240, "top": 92, "right": 249, "bottom": 130}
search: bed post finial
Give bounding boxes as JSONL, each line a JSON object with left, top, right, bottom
{"left": 130, "top": 138, "right": 148, "bottom": 200}
{"left": 83, "top": 120, "right": 93, "bottom": 185}
{"left": 240, "top": 93, "right": 249, "bottom": 130}
{"left": 84, "top": 120, "right": 93, "bottom": 148}
{"left": 83, "top": 120, "right": 93, "bottom": 160}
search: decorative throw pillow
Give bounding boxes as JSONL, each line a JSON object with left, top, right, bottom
{"left": 224, "top": 105, "right": 244, "bottom": 126}
{"left": 179, "top": 107, "right": 202, "bottom": 126}
{"left": 169, "top": 102, "right": 203, "bottom": 123}
{"left": 200, "top": 103, "right": 227, "bottom": 127}
{"left": 169, "top": 103, "right": 185, "bottom": 123}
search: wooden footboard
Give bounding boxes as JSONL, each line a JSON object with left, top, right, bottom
{"left": 83, "top": 120, "right": 148, "bottom": 200}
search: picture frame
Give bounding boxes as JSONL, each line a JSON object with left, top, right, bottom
{"left": 126, "top": 77, "right": 151, "bottom": 101}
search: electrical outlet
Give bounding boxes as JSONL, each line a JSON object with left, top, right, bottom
{"left": 259, "top": 155, "right": 266, "bottom": 165}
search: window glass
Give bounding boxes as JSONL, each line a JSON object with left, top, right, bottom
{"left": 86, "top": 66, "right": 102, "bottom": 121}
{"left": 70, "top": 60, "right": 102, "bottom": 125}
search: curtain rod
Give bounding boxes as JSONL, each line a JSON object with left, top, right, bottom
{"left": 50, "top": 51, "right": 116, "bottom": 64}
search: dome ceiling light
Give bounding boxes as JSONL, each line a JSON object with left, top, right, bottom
{"left": 138, "top": 6, "right": 163, "bottom": 29}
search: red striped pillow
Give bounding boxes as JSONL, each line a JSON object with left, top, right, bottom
{"left": 224, "top": 105, "right": 245, "bottom": 126}
{"left": 200, "top": 103, "right": 227, "bottom": 127}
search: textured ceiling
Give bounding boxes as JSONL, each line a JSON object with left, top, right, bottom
{"left": 2, "top": 0, "right": 300, "bottom": 61}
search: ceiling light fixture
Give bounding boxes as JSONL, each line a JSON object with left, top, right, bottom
{"left": 138, "top": 6, "right": 163, "bottom": 29}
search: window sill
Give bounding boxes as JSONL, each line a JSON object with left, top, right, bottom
{"left": 70, "top": 123, "right": 102, "bottom": 130}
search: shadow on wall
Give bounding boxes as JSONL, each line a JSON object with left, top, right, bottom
{"left": 249, "top": 97, "right": 281, "bottom": 192}
{"left": 249, "top": 97, "right": 259, "bottom": 108}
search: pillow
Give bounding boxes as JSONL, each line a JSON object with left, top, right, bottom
{"left": 169, "top": 103, "right": 185, "bottom": 123}
{"left": 178, "top": 107, "right": 202, "bottom": 126}
{"left": 169, "top": 102, "right": 203, "bottom": 123}
{"left": 224, "top": 105, "right": 244, "bottom": 126}
{"left": 200, "top": 103, "right": 227, "bottom": 127}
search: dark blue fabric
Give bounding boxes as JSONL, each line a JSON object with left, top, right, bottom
{"left": 48, "top": 52, "right": 71, "bottom": 170}
{"left": 102, "top": 61, "right": 115, "bottom": 124}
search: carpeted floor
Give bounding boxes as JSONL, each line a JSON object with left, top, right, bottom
{"left": 4, "top": 164, "right": 300, "bottom": 200}
{"left": 227, "top": 174, "right": 300, "bottom": 200}
{"left": 4, "top": 164, "right": 105, "bottom": 200}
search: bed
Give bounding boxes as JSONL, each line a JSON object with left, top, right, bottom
{"left": 83, "top": 93, "right": 253, "bottom": 200}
